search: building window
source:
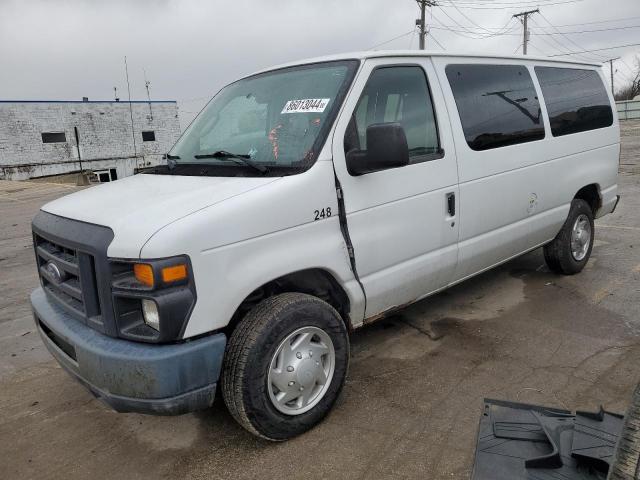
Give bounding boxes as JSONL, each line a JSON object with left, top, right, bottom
{"left": 445, "top": 64, "right": 545, "bottom": 151}
{"left": 92, "top": 169, "right": 118, "bottom": 183}
{"left": 535, "top": 67, "right": 613, "bottom": 137}
{"left": 41, "top": 132, "right": 67, "bottom": 143}
{"left": 142, "top": 131, "right": 156, "bottom": 142}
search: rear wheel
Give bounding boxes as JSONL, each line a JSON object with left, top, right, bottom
{"left": 221, "top": 293, "right": 349, "bottom": 441}
{"left": 544, "top": 198, "right": 594, "bottom": 275}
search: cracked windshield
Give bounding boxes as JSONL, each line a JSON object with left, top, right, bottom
{"left": 170, "top": 61, "right": 356, "bottom": 172}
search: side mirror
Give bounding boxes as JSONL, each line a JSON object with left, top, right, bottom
{"left": 346, "top": 123, "right": 410, "bottom": 176}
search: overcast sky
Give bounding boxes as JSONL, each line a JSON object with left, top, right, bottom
{"left": 1, "top": 0, "right": 638, "bottom": 129}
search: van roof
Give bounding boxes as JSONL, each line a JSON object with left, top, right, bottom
{"left": 252, "top": 50, "right": 601, "bottom": 76}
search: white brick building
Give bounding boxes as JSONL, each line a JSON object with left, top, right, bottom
{"left": 0, "top": 100, "right": 181, "bottom": 181}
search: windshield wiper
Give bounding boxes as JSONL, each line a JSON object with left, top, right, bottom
{"left": 194, "top": 150, "right": 268, "bottom": 173}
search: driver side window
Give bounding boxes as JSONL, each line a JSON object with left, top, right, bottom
{"left": 344, "top": 65, "right": 441, "bottom": 164}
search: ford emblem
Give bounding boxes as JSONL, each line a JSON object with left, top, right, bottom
{"left": 45, "top": 262, "right": 65, "bottom": 284}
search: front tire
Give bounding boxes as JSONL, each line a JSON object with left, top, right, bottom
{"left": 544, "top": 198, "right": 594, "bottom": 275}
{"left": 221, "top": 293, "right": 349, "bottom": 441}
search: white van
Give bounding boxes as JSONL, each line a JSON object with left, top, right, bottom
{"left": 31, "top": 51, "right": 620, "bottom": 440}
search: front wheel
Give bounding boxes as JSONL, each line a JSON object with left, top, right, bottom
{"left": 544, "top": 198, "right": 595, "bottom": 275}
{"left": 221, "top": 293, "right": 349, "bottom": 441}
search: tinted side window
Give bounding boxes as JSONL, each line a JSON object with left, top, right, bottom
{"left": 445, "top": 64, "right": 544, "bottom": 151}
{"left": 344, "top": 66, "right": 440, "bottom": 163}
{"left": 535, "top": 67, "right": 613, "bottom": 137}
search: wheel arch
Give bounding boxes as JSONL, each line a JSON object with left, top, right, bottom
{"left": 224, "top": 268, "right": 353, "bottom": 337}
{"left": 573, "top": 183, "right": 602, "bottom": 216}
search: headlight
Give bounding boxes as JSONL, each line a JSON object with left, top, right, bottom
{"left": 141, "top": 299, "right": 160, "bottom": 331}
{"left": 110, "top": 255, "right": 196, "bottom": 343}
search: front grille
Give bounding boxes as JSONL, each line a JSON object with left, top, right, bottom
{"left": 32, "top": 211, "right": 116, "bottom": 336}
{"left": 34, "top": 233, "right": 102, "bottom": 324}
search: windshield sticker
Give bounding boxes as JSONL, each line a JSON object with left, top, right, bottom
{"left": 281, "top": 98, "right": 330, "bottom": 114}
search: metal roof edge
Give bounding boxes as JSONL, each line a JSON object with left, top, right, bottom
{"left": 248, "top": 49, "right": 602, "bottom": 76}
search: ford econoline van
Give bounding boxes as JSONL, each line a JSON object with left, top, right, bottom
{"left": 31, "top": 51, "right": 620, "bottom": 440}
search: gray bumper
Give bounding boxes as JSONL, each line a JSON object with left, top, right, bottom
{"left": 31, "top": 287, "right": 226, "bottom": 415}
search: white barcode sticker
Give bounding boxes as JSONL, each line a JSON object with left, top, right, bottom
{"left": 281, "top": 98, "right": 330, "bottom": 114}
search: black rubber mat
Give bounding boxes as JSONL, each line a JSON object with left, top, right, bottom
{"left": 471, "top": 399, "right": 622, "bottom": 480}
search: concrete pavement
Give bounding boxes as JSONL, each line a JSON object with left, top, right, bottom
{"left": 1, "top": 121, "right": 639, "bottom": 479}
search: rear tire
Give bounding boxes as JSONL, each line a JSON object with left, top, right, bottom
{"left": 221, "top": 293, "right": 349, "bottom": 441}
{"left": 543, "top": 198, "right": 594, "bottom": 275}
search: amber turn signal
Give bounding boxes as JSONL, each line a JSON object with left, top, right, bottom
{"left": 133, "top": 263, "right": 154, "bottom": 287}
{"left": 161, "top": 264, "right": 188, "bottom": 284}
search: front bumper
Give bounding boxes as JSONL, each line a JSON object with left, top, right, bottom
{"left": 31, "top": 287, "right": 226, "bottom": 415}
{"left": 611, "top": 194, "right": 621, "bottom": 214}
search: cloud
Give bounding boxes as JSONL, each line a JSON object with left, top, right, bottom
{"left": 1, "top": 0, "right": 638, "bottom": 128}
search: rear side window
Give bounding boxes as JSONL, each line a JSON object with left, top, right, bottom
{"left": 535, "top": 67, "right": 613, "bottom": 137}
{"left": 345, "top": 66, "right": 441, "bottom": 163}
{"left": 445, "top": 64, "right": 544, "bottom": 151}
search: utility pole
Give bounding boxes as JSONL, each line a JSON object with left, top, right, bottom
{"left": 416, "top": 0, "right": 436, "bottom": 50}
{"left": 124, "top": 56, "right": 138, "bottom": 170}
{"left": 513, "top": 9, "right": 539, "bottom": 55}
{"left": 606, "top": 58, "right": 620, "bottom": 95}
{"left": 143, "top": 69, "right": 153, "bottom": 121}
{"left": 73, "top": 126, "right": 89, "bottom": 186}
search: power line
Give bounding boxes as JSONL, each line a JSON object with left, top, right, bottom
{"left": 409, "top": 28, "right": 417, "bottom": 49}
{"left": 528, "top": 17, "right": 603, "bottom": 62}
{"left": 427, "top": 14, "right": 640, "bottom": 31}
{"left": 530, "top": 25, "right": 576, "bottom": 56}
{"left": 548, "top": 42, "right": 640, "bottom": 57}
{"left": 438, "top": 0, "right": 579, "bottom": 4}
{"left": 620, "top": 59, "right": 638, "bottom": 76}
{"left": 367, "top": 29, "right": 417, "bottom": 50}
{"left": 434, "top": 7, "right": 513, "bottom": 39}
{"left": 548, "top": 15, "right": 640, "bottom": 28}
{"left": 448, "top": 1, "right": 505, "bottom": 35}
{"left": 527, "top": 43, "right": 552, "bottom": 56}
{"left": 429, "top": 31, "right": 447, "bottom": 50}
{"left": 437, "top": 0, "right": 584, "bottom": 10}
{"left": 538, "top": 10, "right": 608, "bottom": 60}
{"left": 427, "top": 22, "right": 640, "bottom": 36}
{"left": 531, "top": 15, "right": 607, "bottom": 63}
{"left": 429, "top": 24, "right": 520, "bottom": 36}
{"left": 433, "top": 7, "right": 484, "bottom": 38}
{"left": 537, "top": 24, "right": 640, "bottom": 35}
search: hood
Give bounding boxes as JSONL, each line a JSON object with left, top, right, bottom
{"left": 41, "top": 173, "right": 278, "bottom": 257}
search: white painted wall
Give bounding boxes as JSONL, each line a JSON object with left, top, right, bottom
{"left": 0, "top": 100, "right": 181, "bottom": 180}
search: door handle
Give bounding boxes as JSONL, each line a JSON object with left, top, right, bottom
{"left": 446, "top": 192, "right": 456, "bottom": 217}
